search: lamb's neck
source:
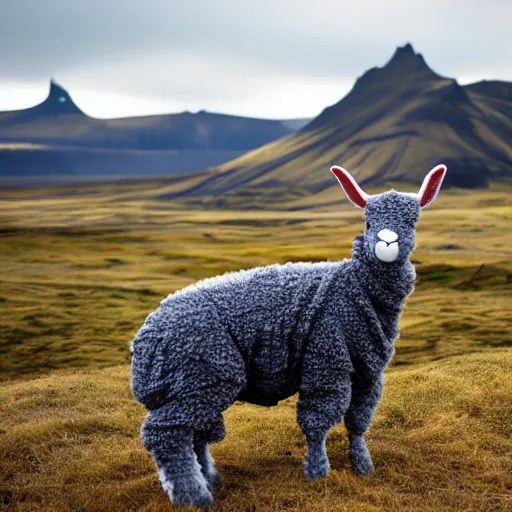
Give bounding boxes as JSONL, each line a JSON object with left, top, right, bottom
{"left": 350, "top": 236, "right": 416, "bottom": 311}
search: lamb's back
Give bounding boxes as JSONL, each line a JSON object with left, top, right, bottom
{"left": 158, "top": 260, "right": 340, "bottom": 350}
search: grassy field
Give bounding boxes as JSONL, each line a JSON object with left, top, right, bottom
{"left": 0, "top": 184, "right": 511, "bottom": 511}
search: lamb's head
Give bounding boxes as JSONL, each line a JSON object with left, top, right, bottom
{"left": 330, "top": 164, "right": 447, "bottom": 264}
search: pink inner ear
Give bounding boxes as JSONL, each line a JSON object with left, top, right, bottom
{"left": 419, "top": 165, "right": 447, "bottom": 207}
{"left": 331, "top": 166, "right": 368, "bottom": 208}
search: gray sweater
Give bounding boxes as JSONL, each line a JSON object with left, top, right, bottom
{"left": 131, "top": 234, "right": 416, "bottom": 428}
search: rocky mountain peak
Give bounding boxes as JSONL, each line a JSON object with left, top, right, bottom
{"left": 381, "top": 43, "right": 440, "bottom": 77}
{"left": 44, "top": 79, "right": 84, "bottom": 115}
{"left": 353, "top": 43, "right": 442, "bottom": 92}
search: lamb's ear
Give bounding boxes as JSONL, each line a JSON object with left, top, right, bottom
{"left": 418, "top": 164, "right": 447, "bottom": 208}
{"left": 330, "top": 166, "right": 368, "bottom": 208}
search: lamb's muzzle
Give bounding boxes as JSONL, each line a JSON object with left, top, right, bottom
{"left": 377, "top": 229, "right": 398, "bottom": 243}
{"left": 375, "top": 229, "right": 399, "bottom": 262}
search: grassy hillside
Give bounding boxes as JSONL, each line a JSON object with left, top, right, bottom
{"left": 0, "top": 185, "right": 510, "bottom": 511}
{"left": 0, "top": 185, "right": 510, "bottom": 378}
{"left": 1, "top": 352, "right": 511, "bottom": 512}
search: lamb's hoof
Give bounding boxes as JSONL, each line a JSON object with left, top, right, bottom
{"left": 351, "top": 455, "right": 375, "bottom": 475}
{"left": 159, "top": 469, "right": 214, "bottom": 511}
{"left": 349, "top": 435, "right": 375, "bottom": 476}
{"left": 304, "top": 456, "right": 330, "bottom": 482}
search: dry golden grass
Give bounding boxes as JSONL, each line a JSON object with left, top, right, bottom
{"left": 1, "top": 352, "right": 511, "bottom": 512}
{"left": 0, "top": 184, "right": 511, "bottom": 511}
{"left": 0, "top": 186, "right": 509, "bottom": 378}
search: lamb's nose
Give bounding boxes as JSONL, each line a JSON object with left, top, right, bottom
{"left": 377, "top": 229, "right": 398, "bottom": 244}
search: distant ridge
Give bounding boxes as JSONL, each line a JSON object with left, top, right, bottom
{"left": 0, "top": 81, "right": 309, "bottom": 180}
{"left": 166, "top": 43, "right": 512, "bottom": 204}
{"left": 464, "top": 80, "right": 512, "bottom": 102}
{"left": 0, "top": 80, "right": 301, "bottom": 151}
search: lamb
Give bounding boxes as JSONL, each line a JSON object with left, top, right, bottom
{"left": 130, "top": 164, "right": 448, "bottom": 510}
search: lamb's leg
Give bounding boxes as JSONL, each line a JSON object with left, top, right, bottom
{"left": 141, "top": 422, "right": 213, "bottom": 511}
{"left": 194, "top": 417, "right": 225, "bottom": 494}
{"left": 344, "top": 373, "right": 384, "bottom": 475}
{"left": 297, "top": 378, "right": 352, "bottom": 481}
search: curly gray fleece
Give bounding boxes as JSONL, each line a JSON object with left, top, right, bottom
{"left": 131, "top": 166, "right": 446, "bottom": 510}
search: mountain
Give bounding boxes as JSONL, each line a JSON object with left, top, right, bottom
{"left": 0, "top": 81, "right": 307, "bottom": 180}
{"left": 166, "top": 43, "right": 512, "bottom": 205}
{"left": 0, "top": 81, "right": 85, "bottom": 123}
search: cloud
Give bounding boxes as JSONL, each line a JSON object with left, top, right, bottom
{"left": 1, "top": 0, "right": 511, "bottom": 117}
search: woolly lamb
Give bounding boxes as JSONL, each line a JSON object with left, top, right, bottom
{"left": 131, "top": 164, "right": 448, "bottom": 510}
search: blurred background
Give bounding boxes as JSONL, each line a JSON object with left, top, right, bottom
{"left": 1, "top": 0, "right": 511, "bottom": 188}
{"left": 0, "top": 2, "right": 511, "bottom": 511}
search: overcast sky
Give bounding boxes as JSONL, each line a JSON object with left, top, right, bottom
{"left": 0, "top": 0, "right": 510, "bottom": 119}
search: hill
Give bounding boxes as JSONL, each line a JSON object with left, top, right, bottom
{"left": 1, "top": 351, "right": 510, "bottom": 512}
{"left": 0, "top": 81, "right": 306, "bottom": 180}
{"left": 166, "top": 43, "right": 512, "bottom": 204}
